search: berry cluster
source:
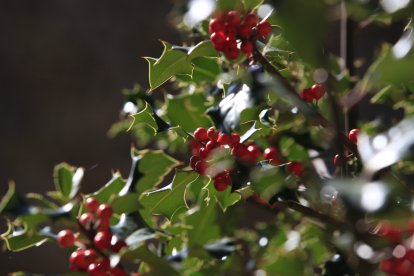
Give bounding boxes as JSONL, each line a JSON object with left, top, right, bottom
{"left": 190, "top": 128, "right": 304, "bottom": 191}
{"left": 56, "top": 197, "right": 130, "bottom": 276}
{"left": 209, "top": 10, "right": 272, "bottom": 60}
{"left": 333, "top": 128, "right": 360, "bottom": 166}
{"left": 300, "top": 84, "right": 325, "bottom": 102}
{"left": 377, "top": 220, "right": 414, "bottom": 275}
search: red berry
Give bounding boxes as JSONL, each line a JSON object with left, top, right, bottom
{"left": 194, "top": 127, "right": 208, "bottom": 142}
{"left": 269, "top": 158, "right": 282, "bottom": 166}
{"left": 310, "top": 84, "right": 325, "bottom": 100}
{"left": 70, "top": 249, "right": 88, "bottom": 270}
{"left": 85, "top": 197, "right": 100, "bottom": 212}
{"left": 225, "top": 11, "right": 241, "bottom": 26}
{"left": 224, "top": 46, "right": 240, "bottom": 60}
{"left": 88, "top": 262, "right": 106, "bottom": 276}
{"left": 190, "top": 155, "right": 202, "bottom": 170}
{"left": 287, "top": 161, "right": 303, "bottom": 176}
{"left": 348, "top": 128, "right": 359, "bottom": 144}
{"left": 209, "top": 18, "right": 224, "bottom": 34}
{"left": 190, "top": 139, "right": 202, "bottom": 155}
{"left": 238, "top": 23, "right": 252, "bottom": 39}
{"left": 231, "top": 143, "right": 247, "bottom": 157}
{"left": 230, "top": 133, "right": 240, "bottom": 145}
{"left": 379, "top": 259, "right": 393, "bottom": 273}
{"left": 57, "top": 229, "right": 75, "bottom": 248}
{"left": 195, "top": 160, "right": 208, "bottom": 175}
{"left": 198, "top": 147, "right": 208, "bottom": 159}
{"left": 246, "top": 144, "right": 261, "bottom": 162}
{"left": 224, "top": 26, "right": 238, "bottom": 40}
{"left": 240, "top": 41, "right": 254, "bottom": 57}
{"left": 211, "top": 32, "right": 226, "bottom": 51}
{"left": 333, "top": 154, "right": 343, "bottom": 167}
{"left": 205, "top": 140, "right": 218, "bottom": 152}
{"left": 79, "top": 212, "right": 95, "bottom": 228}
{"left": 83, "top": 249, "right": 98, "bottom": 264}
{"left": 300, "top": 88, "right": 313, "bottom": 102}
{"left": 263, "top": 147, "right": 277, "bottom": 160}
{"left": 94, "top": 231, "right": 112, "bottom": 249}
{"left": 214, "top": 176, "right": 229, "bottom": 192}
{"left": 257, "top": 21, "right": 272, "bottom": 37}
{"left": 110, "top": 266, "right": 128, "bottom": 276}
{"left": 217, "top": 133, "right": 231, "bottom": 145}
{"left": 207, "top": 127, "right": 219, "bottom": 141}
{"left": 243, "top": 13, "right": 258, "bottom": 27}
{"left": 112, "top": 239, "right": 127, "bottom": 253}
{"left": 97, "top": 204, "right": 113, "bottom": 220}
{"left": 406, "top": 250, "right": 414, "bottom": 263}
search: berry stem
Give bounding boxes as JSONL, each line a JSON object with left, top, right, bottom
{"left": 76, "top": 220, "right": 107, "bottom": 258}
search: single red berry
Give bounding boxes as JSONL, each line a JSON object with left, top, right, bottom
{"left": 211, "top": 32, "right": 226, "bottom": 51}
{"left": 287, "top": 161, "right": 303, "bottom": 176}
{"left": 310, "top": 84, "right": 325, "bottom": 100}
{"left": 83, "top": 249, "right": 98, "bottom": 265}
{"left": 112, "top": 239, "right": 127, "bottom": 253}
{"left": 243, "top": 13, "right": 259, "bottom": 27}
{"left": 246, "top": 144, "right": 261, "bottom": 162}
{"left": 348, "top": 128, "right": 359, "bottom": 144}
{"left": 205, "top": 140, "right": 218, "bottom": 152}
{"left": 195, "top": 160, "right": 208, "bottom": 175}
{"left": 110, "top": 266, "right": 128, "bottom": 276}
{"left": 333, "top": 154, "right": 343, "bottom": 167}
{"left": 209, "top": 18, "right": 224, "bottom": 34}
{"left": 94, "top": 231, "right": 112, "bottom": 249}
{"left": 226, "top": 11, "right": 241, "bottom": 26}
{"left": 393, "top": 259, "right": 412, "bottom": 275}
{"left": 377, "top": 221, "right": 401, "bottom": 243}
{"left": 190, "top": 155, "right": 201, "bottom": 170}
{"left": 263, "top": 147, "right": 278, "bottom": 160}
{"left": 231, "top": 143, "right": 247, "bottom": 157}
{"left": 300, "top": 88, "right": 313, "bottom": 102}
{"left": 85, "top": 197, "right": 100, "bottom": 212}
{"left": 224, "top": 46, "right": 240, "bottom": 60}
{"left": 79, "top": 212, "right": 95, "bottom": 228}
{"left": 230, "top": 133, "right": 240, "bottom": 145}
{"left": 57, "top": 229, "right": 75, "bottom": 248}
{"left": 257, "top": 21, "right": 272, "bottom": 37}
{"left": 70, "top": 249, "right": 88, "bottom": 270}
{"left": 406, "top": 249, "right": 414, "bottom": 263}
{"left": 190, "top": 139, "right": 202, "bottom": 155}
{"left": 214, "top": 176, "right": 229, "bottom": 192}
{"left": 238, "top": 23, "right": 252, "bottom": 39}
{"left": 207, "top": 127, "right": 219, "bottom": 141}
{"left": 97, "top": 204, "right": 113, "bottom": 220}
{"left": 88, "top": 262, "right": 106, "bottom": 276}
{"left": 198, "top": 147, "right": 208, "bottom": 159}
{"left": 379, "top": 259, "right": 393, "bottom": 273}
{"left": 217, "top": 133, "right": 231, "bottom": 145}
{"left": 194, "top": 127, "right": 208, "bottom": 142}
{"left": 240, "top": 41, "right": 254, "bottom": 57}
{"left": 97, "top": 217, "right": 110, "bottom": 231}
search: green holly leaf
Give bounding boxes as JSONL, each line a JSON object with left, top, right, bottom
{"left": 242, "top": 0, "right": 264, "bottom": 10}
{"left": 217, "top": 0, "right": 241, "bottom": 10}
{"left": 1, "top": 224, "right": 48, "bottom": 252}
{"left": 166, "top": 94, "right": 212, "bottom": 132}
{"left": 111, "top": 193, "right": 141, "bottom": 214}
{"left": 191, "top": 57, "right": 221, "bottom": 83}
{"left": 134, "top": 150, "right": 182, "bottom": 195}
{"left": 140, "top": 171, "right": 199, "bottom": 220}
{"left": 250, "top": 166, "right": 285, "bottom": 201}
{"left": 53, "top": 163, "right": 84, "bottom": 201}
{"left": 0, "top": 181, "right": 25, "bottom": 215}
{"left": 187, "top": 200, "right": 220, "bottom": 247}
{"left": 214, "top": 186, "right": 241, "bottom": 212}
{"left": 122, "top": 244, "right": 180, "bottom": 275}
{"left": 128, "top": 102, "right": 170, "bottom": 134}
{"left": 91, "top": 172, "right": 126, "bottom": 203}
{"left": 146, "top": 40, "right": 218, "bottom": 91}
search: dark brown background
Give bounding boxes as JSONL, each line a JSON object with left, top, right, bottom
{"left": 0, "top": 0, "right": 178, "bottom": 273}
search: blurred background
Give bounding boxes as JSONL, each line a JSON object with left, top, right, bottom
{"left": 0, "top": 0, "right": 179, "bottom": 273}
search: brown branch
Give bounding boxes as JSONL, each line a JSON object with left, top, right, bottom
{"left": 272, "top": 200, "right": 350, "bottom": 230}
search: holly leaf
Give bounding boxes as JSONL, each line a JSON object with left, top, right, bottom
{"left": 129, "top": 102, "right": 170, "bottom": 134}
{"left": 146, "top": 40, "right": 217, "bottom": 91}
{"left": 250, "top": 166, "right": 285, "bottom": 201}
{"left": 166, "top": 94, "right": 211, "bottom": 132}
{"left": 140, "top": 171, "right": 199, "bottom": 220}
{"left": 242, "top": 0, "right": 264, "bottom": 10}
{"left": 0, "top": 181, "right": 26, "bottom": 215}
{"left": 91, "top": 172, "right": 126, "bottom": 203}
{"left": 191, "top": 57, "right": 221, "bottom": 83}
{"left": 122, "top": 244, "right": 180, "bottom": 275}
{"left": 187, "top": 200, "right": 220, "bottom": 247}
{"left": 53, "top": 163, "right": 84, "bottom": 201}
{"left": 1, "top": 224, "right": 48, "bottom": 252}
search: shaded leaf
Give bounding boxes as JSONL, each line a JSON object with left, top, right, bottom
{"left": 187, "top": 200, "right": 220, "bottom": 247}
{"left": 0, "top": 181, "right": 26, "bottom": 215}
{"left": 129, "top": 102, "right": 170, "bottom": 134}
{"left": 140, "top": 171, "right": 199, "bottom": 220}
{"left": 1, "top": 224, "right": 48, "bottom": 252}
{"left": 53, "top": 163, "right": 84, "bottom": 201}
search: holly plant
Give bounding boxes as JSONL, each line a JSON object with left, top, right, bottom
{"left": 3, "top": 0, "right": 414, "bottom": 275}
